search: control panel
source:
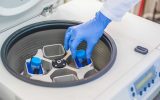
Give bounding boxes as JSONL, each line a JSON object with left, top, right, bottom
{"left": 129, "top": 58, "right": 160, "bottom": 99}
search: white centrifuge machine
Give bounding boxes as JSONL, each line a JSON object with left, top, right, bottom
{"left": 0, "top": 0, "right": 160, "bottom": 100}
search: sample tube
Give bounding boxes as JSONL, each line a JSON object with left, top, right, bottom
{"left": 74, "top": 50, "right": 91, "bottom": 68}
{"left": 30, "top": 57, "right": 42, "bottom": 74}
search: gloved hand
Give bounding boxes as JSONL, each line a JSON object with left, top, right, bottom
{"left": 64, "top": 11, "right": 111, "bottom": 59}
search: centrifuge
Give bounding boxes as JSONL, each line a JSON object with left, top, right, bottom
{"left": 0, "top": 0, "right": 160, "bottom": 100}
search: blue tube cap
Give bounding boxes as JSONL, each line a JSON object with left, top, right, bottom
{"left": 31, "top": 57, "right": 42, "bottom": 67}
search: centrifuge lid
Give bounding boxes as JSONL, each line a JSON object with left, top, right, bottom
{"left": 0, "top": 0, "right": 60, "bottom": 33}
{"left": 0, "top": 0, "right": 41, "bottom": 16}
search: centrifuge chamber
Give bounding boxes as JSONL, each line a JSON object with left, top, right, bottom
{"left": 1, "top": 20, "right": 117, "bottom": 87}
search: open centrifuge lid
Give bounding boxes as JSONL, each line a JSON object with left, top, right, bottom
{"left": 0, "top": 0, "right": 41, "bottom": 16}
{"left": 0, "top": 0, "right": 60, "bottom": 33}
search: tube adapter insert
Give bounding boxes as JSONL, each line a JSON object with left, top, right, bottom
{"left": 43, "top": 44, "right": 65, "bottom": 59}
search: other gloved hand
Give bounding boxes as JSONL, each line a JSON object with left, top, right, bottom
{"left": 64, "top": 11, "right": 111, "bottom": 59}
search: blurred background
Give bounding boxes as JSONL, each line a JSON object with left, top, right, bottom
{"left": 61, "top": 0, "right": 160, "bottom": 24}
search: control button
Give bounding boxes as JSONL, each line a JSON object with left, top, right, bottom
{"left": 144, "top": 87, "right": 147, "bottom": 91}
{"left": 140, "top": 91, "right": 143, "bottom": 96}
{"left": 132, "top": 93, "right": 135, "bottom": 97}
{"left": 135, "top": 46, "right": 148, "bottom": 55}
{"left": 131, "top": 87, "right": 134, "bottom": 91}
{"left": 148, "top": 83, "right": 151, "bottom": 87}
{"left": 152, "top": 79, "right": 154, "bottom": 84}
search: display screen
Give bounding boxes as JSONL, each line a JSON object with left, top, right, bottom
{"left": 135, "top": 72, "right": 153, "bottom": 90}
{"left": 134, "top": 67, "right": 156, "bottom": 92}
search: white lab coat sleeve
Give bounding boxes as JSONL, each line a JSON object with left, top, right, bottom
{"left": 100, "top": 0, "right": 139, "bottom": 21}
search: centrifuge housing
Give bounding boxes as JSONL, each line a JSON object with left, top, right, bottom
{"left": 1, "top": 20, "right": 117, "bottom": 87}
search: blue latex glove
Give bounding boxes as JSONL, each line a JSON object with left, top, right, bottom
{"left": 64, "top": 11, "right": 111, "bottom": 59}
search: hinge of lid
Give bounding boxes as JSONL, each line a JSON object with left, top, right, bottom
{"left": 41, "top": 4, "right": 58, "bottom": 17}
